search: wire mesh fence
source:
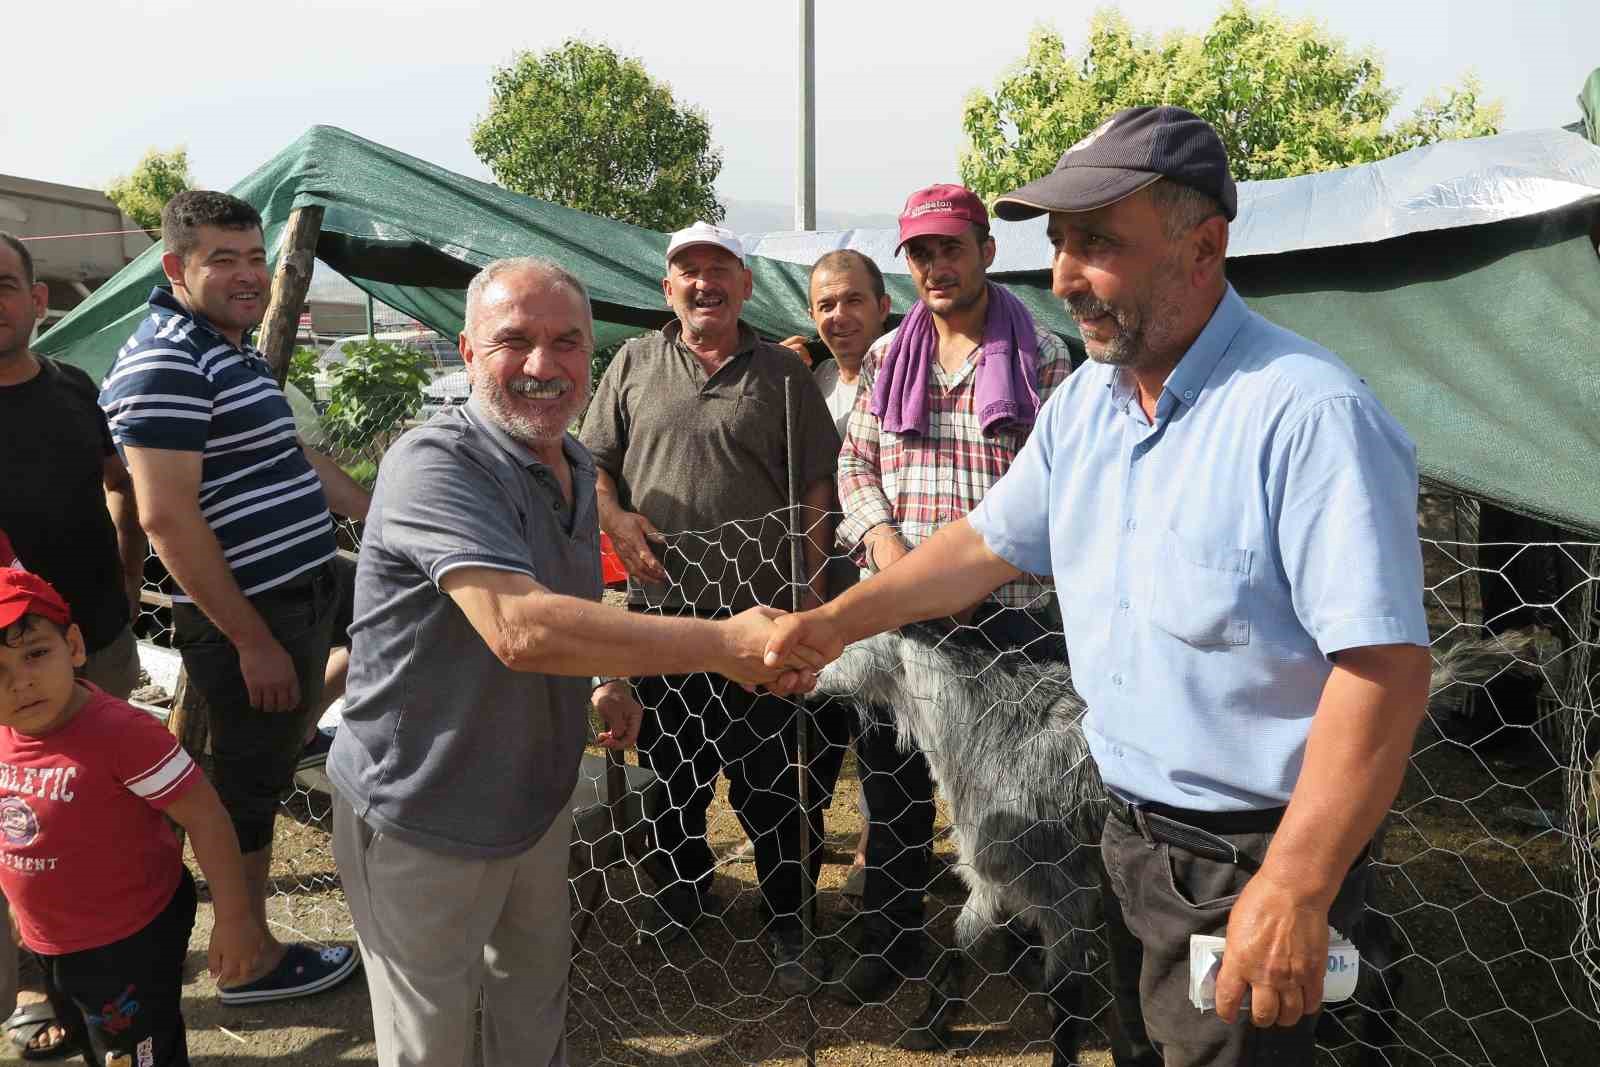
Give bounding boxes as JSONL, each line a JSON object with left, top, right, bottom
{"left": 125, "top": 384, "right": 1600, "bottom": 1064}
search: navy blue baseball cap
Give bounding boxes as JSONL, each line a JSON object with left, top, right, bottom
{"left": 993, "top": 106, "right": 1237, "bottom": 222}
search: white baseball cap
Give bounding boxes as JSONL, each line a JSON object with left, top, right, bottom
{"left": 665, "top": 221, "right": 744, "bottom": 266}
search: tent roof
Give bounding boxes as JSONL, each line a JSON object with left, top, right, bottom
{"left": 36, "top": 123, "right": 1600, "bottom": 535}
{"left": 744, "top": 126, "right": 1600, "bottom": 271}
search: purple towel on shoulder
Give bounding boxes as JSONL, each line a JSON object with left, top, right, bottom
{"left": 870, "top": 282, "right": 1041, "bottom": 437}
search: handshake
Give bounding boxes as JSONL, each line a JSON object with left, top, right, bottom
{"left": 714, "top": 604, "right": 847, "bottom": 695}
{"left": 591, "top": 604, "right": 847, "bottom": 752}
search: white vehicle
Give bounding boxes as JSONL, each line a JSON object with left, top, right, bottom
{"left": 311, "top": 331, "right": 466, "bottom": 413}
{"left": 420, "top": 367, "right": 472, "bottom": 421}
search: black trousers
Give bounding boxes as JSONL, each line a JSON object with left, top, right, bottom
{"left": 859, "top": 605, "right": 1066, "bottom": 939}
{"left": 39, "top": 868, "right": 197, "bottom": 1067}
{"left": 173, "top": 561, "right": 338, "bottom": 852}
{"left": 1099, "top": 812, "right": 1369, "bottom": 1067}
{"left": 634, "top": 671, "right": 824, "bottom": 923}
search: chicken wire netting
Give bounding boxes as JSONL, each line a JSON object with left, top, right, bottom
{"left": 130, "top": 470, "right": 1600, "bottom": 1065}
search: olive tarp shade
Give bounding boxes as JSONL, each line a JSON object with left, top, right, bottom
{"left": 38, "top": 124, "right": 1600, "bottom": 534}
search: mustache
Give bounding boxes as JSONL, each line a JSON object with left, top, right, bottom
{"left": 1065, "top": 293, "right": 1116, "bottom": 320}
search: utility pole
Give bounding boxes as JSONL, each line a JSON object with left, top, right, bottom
{"left": 796, "top": 0, "right": 816, "bottom": 231}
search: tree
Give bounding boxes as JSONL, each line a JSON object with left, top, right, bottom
{"left": 471, "top": 39, "right": 724, "bottom": 230}
{"left": 960, "top": 3, "right": 1504, "bottom": 198}
{"left": 323, "top": 340, "right": 431, "bottom": 458}
{"left": 106, "top": 147, "right": 192, "bottom": 233}
{"left": 286, "top": 345, "right": 322, "bottom": 403}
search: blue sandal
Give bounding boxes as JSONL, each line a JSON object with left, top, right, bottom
{"left": 218, "top": 943, "right": 358, "bottom": 1005}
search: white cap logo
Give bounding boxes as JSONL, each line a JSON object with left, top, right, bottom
{"left": 1066, "top": 116, "right": 1118, "bottom": 157}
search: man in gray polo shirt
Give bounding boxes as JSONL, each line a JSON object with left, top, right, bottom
{"left": 328, "top": 257, "right": 821, "bottom": 1067}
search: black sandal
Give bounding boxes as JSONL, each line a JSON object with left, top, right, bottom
{"left": 4, "top": 1002, "right": 76, "bottom": 1061}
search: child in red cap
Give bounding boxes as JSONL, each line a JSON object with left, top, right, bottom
{"left": 0, "top": 568, "right": 260, "bottom": 1066}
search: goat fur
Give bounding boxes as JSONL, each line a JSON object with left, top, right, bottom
{"left": 815, "top": 621, "right": 1104, "bottom": 981}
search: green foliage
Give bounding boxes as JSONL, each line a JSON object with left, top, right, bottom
{"left": 105, "top": 147, "right": 192, "bottom": 233}
{"left": 323, "top": 340, "right": 431, "bottom": 454}
{"left": 590, "top": 341, "right": 625, "bottom": 395}
{"left": 960, "top": 3, "right": 1504, "bottom": 198}
{"left": 342, "top": 460, "right": 379, "bottom": 490}
{"left": 1386, "top": 74, "right": 1503, "bottom": 156}
{"left": 471, "top": 39, "right": 724, "bottom": 229}
{"left": 287, "top": 346, "right": 321, "bottom": 402}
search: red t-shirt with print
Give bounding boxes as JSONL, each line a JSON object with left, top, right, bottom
{"left": 0, "top": 685, "right": 200, "bottom": 954}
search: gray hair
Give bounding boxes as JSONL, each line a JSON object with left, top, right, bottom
{"left": 1148, "top": 179, "right": 1225, "bottom": 240}
{"left": 463, "top": 256, "right": 593, "bottom": 336}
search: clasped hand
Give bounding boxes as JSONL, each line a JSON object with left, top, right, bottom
{"left": 715, "top": 605, "right": 845, "bottom": 694}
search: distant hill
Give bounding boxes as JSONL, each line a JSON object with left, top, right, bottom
{"left": 719, "top": 197, "right": 897, "bottom": 235}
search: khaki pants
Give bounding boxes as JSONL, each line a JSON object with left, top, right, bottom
{"left": 332, "top": 793, "right": 573, "bottom": 1067}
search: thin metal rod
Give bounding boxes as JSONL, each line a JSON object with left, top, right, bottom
{"left": 796, "top": 0, "right": 816, "bottom": 231}
{"left": 785, "top": 379, "right": 819, "bottom": 1066}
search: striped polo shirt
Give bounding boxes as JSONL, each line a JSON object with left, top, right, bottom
{"left": 99, "top": 288, "right": 335, "bottom": 600}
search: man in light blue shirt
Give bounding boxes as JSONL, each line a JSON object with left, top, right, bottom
{"left": 767, "top": 107, "right": 1431, "bottom": 1066}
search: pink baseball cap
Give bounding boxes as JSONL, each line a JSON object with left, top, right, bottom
{"left": 896, "top": 184, "right": 989, "bottom": 252}
{"left": 0, "top": 568, "right": 71, "bottom": 630}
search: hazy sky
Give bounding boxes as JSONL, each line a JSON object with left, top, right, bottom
{"left": 8, "top": 0, "right": 1597, "bottom": 228}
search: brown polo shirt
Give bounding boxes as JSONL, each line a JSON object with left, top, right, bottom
{"left": 580, "top": 321, "right": 840, "bottom": 614}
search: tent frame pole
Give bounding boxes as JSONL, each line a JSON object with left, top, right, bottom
{"left": 260, "top": 204, "right": 325, "bottom": 385}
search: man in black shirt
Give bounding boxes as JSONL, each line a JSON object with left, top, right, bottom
{"left": 1, "top": 231, "right": 149, "bottom": 1059}
{"left": 0, "top": 232, "right": 144, "bottom": 696}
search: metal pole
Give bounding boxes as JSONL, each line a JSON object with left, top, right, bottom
{"left": 366, "top": 292, "right": 375, "bottom": 340}
{"left": 785, "top": 380, "right": 818, "bottom": 1066}
{"left": 796, "top": 0, "right": 816, "bottom": 231}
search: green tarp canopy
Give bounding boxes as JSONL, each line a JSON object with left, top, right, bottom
{"left": 1582, "top": 67, "right": 1600, "bottom": 145}
{"left": 37, "top": 123, "right": 1600, "bottom": 535}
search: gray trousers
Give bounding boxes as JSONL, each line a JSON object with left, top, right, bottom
{"left": 333, "top": 793, "right": 572, "bottom": 1067}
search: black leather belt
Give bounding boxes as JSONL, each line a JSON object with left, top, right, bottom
{"left": 1108, "top": 800, "right": 1287, "bottom": 874}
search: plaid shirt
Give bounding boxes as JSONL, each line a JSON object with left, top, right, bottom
{"left": 837, "top": 322, "right": 1074, "bottom": 611}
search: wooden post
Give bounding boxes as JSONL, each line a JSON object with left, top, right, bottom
{"left": 258, "top": 204, "right": 325, "bottom": 385}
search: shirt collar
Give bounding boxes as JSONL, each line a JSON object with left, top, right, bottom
{"left": 1161, "top": 284, "right": 1250, "bottom": 411}
{"left": 464, "top": 395, "right": 592, "bottom": 479}
{"left": 147, "top": 286, "right": 258, "bottom": 355}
